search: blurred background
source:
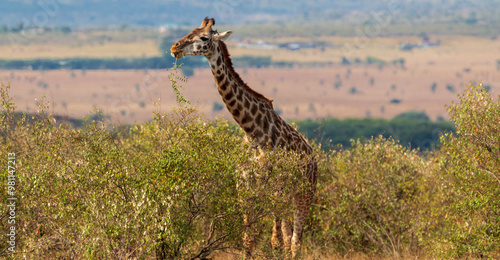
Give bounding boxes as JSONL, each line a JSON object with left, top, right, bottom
{"left": 1, "top": 0, "right": 499, "bottom": 149}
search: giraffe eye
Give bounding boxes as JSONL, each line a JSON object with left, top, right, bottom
{"left": 200, "top": 36, "right": 209, "bottom": 41}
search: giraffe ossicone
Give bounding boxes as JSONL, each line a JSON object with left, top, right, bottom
{"left": 171, "top": 17, "right": 318, "bottom": 258}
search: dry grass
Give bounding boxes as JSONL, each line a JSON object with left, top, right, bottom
{"left": 209, "top": 249, "right": 428, "bottom": 260}
{"left": 0, "top": 40, "right": 160, "bottom": 59}
{"left": 0, "top": 28, "right": 161, "bottom": 59}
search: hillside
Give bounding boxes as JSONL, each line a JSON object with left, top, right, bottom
{"left": 2, "top": 0, "right": 500, "bottom": 29}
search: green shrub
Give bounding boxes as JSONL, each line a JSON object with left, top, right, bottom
{"left": 0, "top": 80, "right": 312, "bottom": 259}
{"left": 429, "top": 83, "right": 500, "bottom": 257}
{"left": 307, "top": 137, "right": 427, "bottom": 257}
{"left": 1, "top": 78, "right": 498, "bottom": 259}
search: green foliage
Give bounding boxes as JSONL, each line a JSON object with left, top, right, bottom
{"left": 1, "top": 81, "right": 498, "bottom": 259}
{"left": 308, "top": 137, "right": 426, "bottom": 256}
{"left": 0, "top": 79, "right": 310, "bottom": 259}
{"left": 168, "top": 63, "right": 191, "bottom": 105}
{"left": 428, "top": 83, "right": 500, "bottom": 257}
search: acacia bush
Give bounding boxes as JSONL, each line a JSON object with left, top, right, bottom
{"left": 0, "top": 82, "right": 309, "bottom": 259}
{"left": 1, "top": 81, "right": 499, "bottom": 259}
{"left": 427, "top": 84, "right": 500, "bottom": 257}
{"left": 305, "top": 137, "right": 428, "bottom": 257}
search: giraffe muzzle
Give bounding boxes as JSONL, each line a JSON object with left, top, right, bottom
{"left": 170, "top": 43, "right": 184, "bottom": 58}
{"left": 170, "top": 50, "right": 184, "bottom": 59}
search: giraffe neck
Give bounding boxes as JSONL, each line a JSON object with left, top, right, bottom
{"left": 205, "top": 41, "right": 275, "bottom": 138}
{"left": 204, "top": 41, "right": 313, "bottom": 155}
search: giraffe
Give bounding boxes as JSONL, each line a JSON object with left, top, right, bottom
{"left": 170, "top": 17, "right": 318, "bottom": 258}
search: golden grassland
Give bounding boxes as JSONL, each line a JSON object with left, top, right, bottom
{"left": 0, "top": 29, "right": 162, "bottom": 59}
{"left": 2, "top": 34, "right": 499, "bottom": 123}
{"left": 0, "top": 39, "right": 160, "bottom": 59}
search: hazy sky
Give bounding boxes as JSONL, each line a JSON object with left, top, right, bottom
{"left": 1, "top": 0, "right": 498, "bottom": 27}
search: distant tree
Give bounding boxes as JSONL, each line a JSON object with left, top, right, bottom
{"left": 274, "top": 107, "right": 282, "bottom": 116}
{"left": 394, "top": 111, "right": 430, "bottom": 121}
{"left": 212, "top": 102, "right": 224, "bottom": 112}
{"left": 482, "top": 84, "right": 492, "bottom": 92}
{"left": 419, "top": 32, "right": 430, "bottom": 41}
{"left": 431, "top": 82, "right": 437, "bottom": 93}
{"left": 398, "top": 58, "right": 405, "bottom": 69}
{"left": 341, "top": 57, "right": 351, "bottom": 65}
{"left": 11, "top": 21, "right": 24, "bottom": 33}
{"left": 59, "top": 26, "right": 72, "bottom": 34}
{"left": 366, "top": 56, "right": 386, "bottom": 65}
{"left": 334, "top": 80, "right": 342, "bottom": 89}
{"left": 465, "top": 12, "right": 478, "bottom": 25}
{"left": 181, "top": 66, "right": 194, "bottom": 77}
{"left": 233, "top": 56, "right": 271, "bottom": 68}
{"left": 295, "top": 116, "right": 454, "bottom": 150}
{"left": 308, "top": 103, "right": 316, "bottom": 113}
{"left": 446, "top": 84, "right": 455, "bottom": 93}
{"left": 119, "top": 23, "right": 129, "bottom": 31}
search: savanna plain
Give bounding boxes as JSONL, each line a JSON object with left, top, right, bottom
{"left": 2, "top": 29, "right": 499, "bottom": 124}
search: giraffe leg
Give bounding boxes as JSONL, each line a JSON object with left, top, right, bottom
{"left": 243, "top": 213, "right": 256, "bottom": 258}
{"left": 271, "top": 215, "right": 283, "bottom": 251}
{"left": 281, "top": 217, "right": 293, "bottom": 254}
{"left": 290, "top": 194, "right": 311, "bottom": 258}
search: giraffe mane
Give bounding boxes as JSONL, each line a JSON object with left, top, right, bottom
{"left": 218, "top": 40, "right": 274, "bottom": 108}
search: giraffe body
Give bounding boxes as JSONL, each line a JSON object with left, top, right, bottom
{"left": 171, "top": 17, "right": 317, "bottom": 258}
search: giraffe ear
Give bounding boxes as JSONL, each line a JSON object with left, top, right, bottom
{"left": 213, "top": 31, "right": 232, "bottom": 41}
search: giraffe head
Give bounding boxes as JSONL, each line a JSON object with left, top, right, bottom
{"left": 170, "top": 17, "right": 232, "bottom": 59}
